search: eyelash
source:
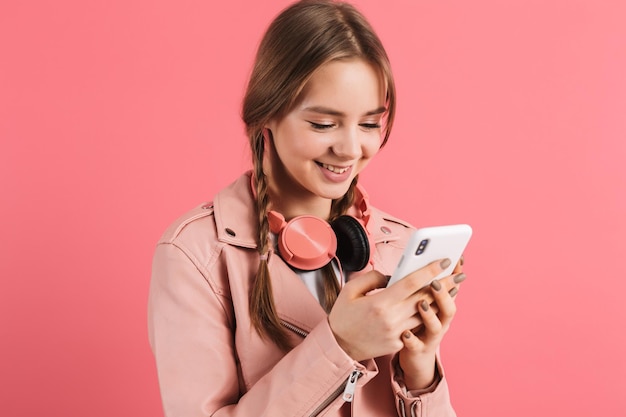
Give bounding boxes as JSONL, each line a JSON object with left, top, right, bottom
{"left": 308, "top": 122, "right": 381, "bottom": 130}
{"left": 309, "top": 122, "right": 334, "bottom": 130}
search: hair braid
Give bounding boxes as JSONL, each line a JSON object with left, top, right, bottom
{"left": 320, "top": 178, "right": 358, "bottom": 312}
{"left": 242, "top": 0, "right": 395, "bottom": 349}
{"left": 249, "top": 132, "right": 291, "bottom": 351}
{"left": 320, "top": 264, "right": 340, "bottom": 313}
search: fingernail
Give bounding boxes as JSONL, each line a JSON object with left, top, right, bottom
{"left": 440, "top": 258, "right": 451, "bottom": 269}
{"left": 460, "top": 255, "right": 464, "bottom": 266}
{"left": 420, "top": 300, "right": 429, "bottom": 311}
{"left": 449, "top": 287, "right": 458, "bottom": 297}
{"left": 403, "top": 330, "right": 412, "bottom": 339}
{"left": 430, "top": 279, "right": 442, "bottom": 291}
{"left": 453, "top": 273, "right": 466, "bottom": 284}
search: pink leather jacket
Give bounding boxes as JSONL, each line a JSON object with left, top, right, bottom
{"left": 148, "top": 172, "right": 456, "bottom": 417}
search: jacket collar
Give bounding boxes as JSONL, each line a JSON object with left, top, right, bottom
{"left": 212, "top": 171, "right": 404, "bottom": 249}
{"left": 213, "top": 171, "right": 405, "bottom": 333}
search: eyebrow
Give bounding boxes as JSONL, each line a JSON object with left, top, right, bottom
{"left": 302, "top": 106, "right": 387, "bottom": 117}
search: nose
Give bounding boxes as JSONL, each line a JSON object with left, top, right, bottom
{"left": 331, "top": 127, "right": 361, "bottom": 159}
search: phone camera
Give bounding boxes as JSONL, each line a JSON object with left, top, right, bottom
{"left": 415, "top": 239, "right": 429, "bottom": 255}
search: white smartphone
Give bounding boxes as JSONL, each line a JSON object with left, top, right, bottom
{"left": 386, "top": 224, "right": 472, "bottom": 288}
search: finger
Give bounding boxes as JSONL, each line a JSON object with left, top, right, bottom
{"left": 452, "top": 255, "right": 464, "bottom": 274}
{"left": 387, "top": 258, "right": 451, "bottom": 298}
{"left": 448, "top": 286, "right": 459, "bottom": 298}
{"left": 418, "top": 299, "right": 443, "bottom": 337}
{"left": 403, "top": 314, "right": 425, "bottom": 332}
{"left": 406, "top": 274, "right": 464, "bottom": 318}
{"left": 401, "top": 328, "right": 425, "bottom": 351}
{"left": 396, "top": 270, "right": 466, "bottom": 322}
{"left": 404, "top": 274, "right": 456, "bottom": 311}
{"left": 434, "top": 272, "right": 466, "bottom": 295}
{"left": 429, "top": 282, "right": 457, "bottom": 327}
{"left": 342, "top": 270, "right": 388, "bottom": 298}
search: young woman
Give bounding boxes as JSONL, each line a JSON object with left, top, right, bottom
{"left": 148, "top": 1, "right": 465, "bottom": 416}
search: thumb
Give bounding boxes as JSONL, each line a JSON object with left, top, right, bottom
{"left": 343, "top": 270, "right": 388, "bottom": 297}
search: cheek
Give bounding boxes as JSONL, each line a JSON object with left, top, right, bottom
{"left": 290, "top": 134, "right": 332, "bottom": 158}
{"left": 362, "top": 135, "right": 383, "bottom": 158}
{"left": 289, "top": 141, "right": 319, "bottom": 159}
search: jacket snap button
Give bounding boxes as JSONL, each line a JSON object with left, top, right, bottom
{"left": 225, "top": 228, "right": 236, "bottom": 237}
{"left": 381, "top": 226, "right": 391, "bottom": 234}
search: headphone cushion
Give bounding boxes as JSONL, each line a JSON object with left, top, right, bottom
{"left": 331, "top": 215, "right": 370, "bottom": 271}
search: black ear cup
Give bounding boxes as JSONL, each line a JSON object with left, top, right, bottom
{"left": 331, "top": 215, "right": 371, "bottom": 271}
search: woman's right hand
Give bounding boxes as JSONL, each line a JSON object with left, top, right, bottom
{"left": 328, "top": 259, "right": 453, "bottom": 361}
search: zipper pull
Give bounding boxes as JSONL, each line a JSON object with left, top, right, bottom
{"left": 342, "top": 370, "right": 361, "bottom": 402}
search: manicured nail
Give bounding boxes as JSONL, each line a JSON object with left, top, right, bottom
{"left": 403, "top": 330, "right": 412, "bottom": 339}
{"left": 420, "top": 300, "right": 430, "bottom": 311}
{"left": 448, "top": 287, "right": 458, "bottom": 297}
{"left": 440, "top": 258, "right": 451, "bottom": 269}
{"left": 430, "top": 279, "right": 442, "bottom": 291}
{"left": 453, "top": 273, "right": 466, "bottom": 284}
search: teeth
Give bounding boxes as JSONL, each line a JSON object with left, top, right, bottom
{"left": 321, "top": 163, "right": 349, "bottom": 174}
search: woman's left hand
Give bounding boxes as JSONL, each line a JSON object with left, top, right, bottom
{"left": 397, "top": 259, "right": 465, "bottom": 390}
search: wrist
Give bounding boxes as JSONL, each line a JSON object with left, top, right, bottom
{"left": 327, "top": 317, "right": 360, "bottom": 361}
{"left": 400, "top": 353, "right": 437, "bottom": 390}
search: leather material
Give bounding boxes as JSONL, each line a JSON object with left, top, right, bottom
{"left": 148, "top": 172, "right": 456, "bottom": 417}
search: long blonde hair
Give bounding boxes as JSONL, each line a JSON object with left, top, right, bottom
{"left": 241, "top": 0, "right": 396, "bottom": 350}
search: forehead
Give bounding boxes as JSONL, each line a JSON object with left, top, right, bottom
{"left": 295, "top": 58, "right": 386, "bottom": 113}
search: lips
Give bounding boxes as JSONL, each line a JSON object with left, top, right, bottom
{"left": 318, "top": 162, "right": 350, "bottom": 174}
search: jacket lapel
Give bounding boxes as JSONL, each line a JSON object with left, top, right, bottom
{"left": 213, "top": 172, "right": 327, "bottom": 332}
{"left": 213, "top": 172, "right": 407, "bottom": 334}
{"left": 268, "top": 253, "right": 328, "bottom": 334}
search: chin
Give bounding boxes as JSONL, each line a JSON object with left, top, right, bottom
{"left": 315, "top": 182, "right": 354, "bottom": 201}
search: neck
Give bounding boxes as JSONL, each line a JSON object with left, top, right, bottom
{"left": 267, "top": 186, "right": 333, "bottom": 221}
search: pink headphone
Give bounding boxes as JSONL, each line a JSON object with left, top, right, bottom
{"left": 257, "top": 128, "right": 373, "bottom": 272}
{"left": 267, "top": 185, "right": 373, "bottom": 271}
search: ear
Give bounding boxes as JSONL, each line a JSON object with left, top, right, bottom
{"left": 260, "top": 128, "right": 274, "bottom": 173}
{"left": 262, "top": 128, "right": 272, "bottom": 143}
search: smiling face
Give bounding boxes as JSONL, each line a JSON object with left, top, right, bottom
{"left": 265, "top": 58, "right": 386, "bottom": 219}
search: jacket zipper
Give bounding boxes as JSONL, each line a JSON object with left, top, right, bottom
{"left": 341, "top": 369, "right": 360, "bottom": 402}
{"left": 280, "top": 322, "right": 363, "bottom": 417}
{"left": 281, "top": 320, "right": 309, "bottom": 338}
{"left": 309, "top": 370, "right": 362, "bottom": 417}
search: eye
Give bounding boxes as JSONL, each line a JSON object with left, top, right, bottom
{"left": 308, "top": 121, "right": 335, "bottom": 130}
{"left": 360, "top": 123, "right": 381, "bottom": 130}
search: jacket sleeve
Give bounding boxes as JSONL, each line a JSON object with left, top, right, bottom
{"left": 391, "top": 354, "right": 457, "bottom": 417}
{"left": 148, "top": 242, "right": 377, "bottom": 417}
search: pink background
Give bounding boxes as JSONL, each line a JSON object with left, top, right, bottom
{"left": 2, "top": 1, "right": 625, "bottom": 416}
